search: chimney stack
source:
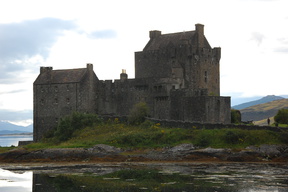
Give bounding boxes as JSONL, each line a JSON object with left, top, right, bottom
{"left": 120, "top": 69, "right": 128, "bottom": 82}
{"left": 40, "top": 66, "right": 53, "bottom": 74}
{"left": 149, "top": 30, "right": 161, "bottom": 39}
{"left": 195, "top": 24, "right": 204, "bottom": 47}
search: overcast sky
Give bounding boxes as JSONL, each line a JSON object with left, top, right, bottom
{"left": 0, "top": 0, "right": 288, "bottom": 126}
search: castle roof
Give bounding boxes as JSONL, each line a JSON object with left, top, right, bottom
{"left": 143, "top": 30, "right": 211, "bottom": 51}
{"left": 34, "top": 68, "right": 88, "bottom": 84}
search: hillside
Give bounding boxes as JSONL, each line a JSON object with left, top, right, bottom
{"left": 0, "top": 122, "right": 33, "bottom": 135}
{"left": 233, "top": 95, "right": 284, "bottom": 110}
{"left": 240, "top": 99, "right": 288, "bottom": 122}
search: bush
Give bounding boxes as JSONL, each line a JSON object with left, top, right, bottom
{"left": 53, "top": 112, "right": 102, "bottom": 142}
{"left": 274, "top": 108, "right": 288, "bottom": 124}
{"left": 224, "top": 131, "right": 243, "bottom": 144}
{"left": 231, "top": 109, "right": 241, "bottom": 124}
{"left": 128, "top": 102, "right": 149, "bottom": 125}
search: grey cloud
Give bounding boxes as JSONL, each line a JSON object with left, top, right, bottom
{"left": 274, "top": 47, "right": 288, "bottom": 53}
{"left": 274, "top": 37, "right": 288, "bottom": 53}
{"left": 0, "top": 89, "right": 26, "bottom": 95}
{"left": 0, "top": 18, "right": 76, "bottom": 61}
{"left": 250, "top": 32, "right": 265, "bottom": 46}
{"left": 87, "top": 29, "right": 117, "bottom": 39}
{"left": 0, "top": 18, "right": 77, "bottom": 83}
{"left": 0, "top": 18, "right": 117, "bottom": 84}
{"left": 0, "top": 109, "right": 32, "bottom": 122}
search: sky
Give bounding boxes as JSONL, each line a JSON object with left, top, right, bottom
{"left": 0, "top": 0, "right": 288, "bottom": 126}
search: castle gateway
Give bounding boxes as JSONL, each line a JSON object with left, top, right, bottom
{"left": 34, "top": 24, "right": 231, "bottom": 142}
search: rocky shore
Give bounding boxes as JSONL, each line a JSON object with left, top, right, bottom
{"left": 0, "top": 144, "right": 288, "bottom": 163}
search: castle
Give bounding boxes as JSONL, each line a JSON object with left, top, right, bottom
{"left": 34, "top": 24, "right": 231, "bottom": 142}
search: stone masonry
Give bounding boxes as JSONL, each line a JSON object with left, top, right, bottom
{"left": 33, "top": 24, "right": 231, "bottom": 142}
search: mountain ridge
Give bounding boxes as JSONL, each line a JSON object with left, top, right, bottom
{"left": 0, "top": 121, "right": 33, "bottom": 135}
{"left": 232, "top": 95, "right": 284, "bottom": 110}
{"left": 240, "top": 98, "right": 288, "bottom": 122}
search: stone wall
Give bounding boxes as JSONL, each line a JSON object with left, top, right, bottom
{"left": 147, "top": 118, "right": 286, "bottom": 132}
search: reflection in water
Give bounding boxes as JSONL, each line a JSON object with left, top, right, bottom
{"left": 0, "top": 168, "right": 32, "bottom": 192}
{"left": 2, "top": 163, "right": 288, "bottom": 192}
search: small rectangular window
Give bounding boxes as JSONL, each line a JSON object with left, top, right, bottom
{"left": 204, "top": 71, "right": 208, "bottom": 83}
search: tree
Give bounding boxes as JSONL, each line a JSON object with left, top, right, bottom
{"left": 53, "top": 112, "right": 102, "bottom": 142}
{"left": 231, "top": 109, "right": 241, "bottom": 124}
{"left": 128, "top": 102, "right": 149, "bottom": 125}
{"left": 274, "top": 108, "right": 288, "bottom": 124}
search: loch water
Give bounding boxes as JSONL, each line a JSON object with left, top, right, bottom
{"left": 1, "top": 163, "right": 288, "bottom": 192}
{"left": 0, "top": 135, "right": 33, "bottom": 147}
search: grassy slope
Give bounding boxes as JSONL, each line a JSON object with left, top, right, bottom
{"left": 24, "top": 121, "right": 288, "bottom": 150}
{"left": 240, "top": 99, "right": 288, "bottom": 122}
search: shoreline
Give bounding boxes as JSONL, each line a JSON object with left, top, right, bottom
{"left": 0, "top": 144, "right": 287, "bottom": 164}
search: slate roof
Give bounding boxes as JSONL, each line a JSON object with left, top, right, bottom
{"left": 34, "top": 68, "right": 88, "bottom": 84}
{"left": 143, "top": 30, "right": 211, "bottom": 51}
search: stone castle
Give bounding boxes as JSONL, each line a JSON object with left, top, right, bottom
{"left": 34, "top": 24, "right": 231, "bottom": 142}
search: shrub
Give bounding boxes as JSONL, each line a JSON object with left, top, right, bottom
{"left": 274, "top": 108, "right": 288, "bottom": 124}
{"left": 53, "top": 112, "right": 102, "bottom": 142}
{"left": 224, "top": 130, "right": 242, "bottom": 144}
{"left": 128, "top": 102, "right": 149, "bottom": 125}
{"left": 231, "top": 109, "right": 241, "bottom": 124}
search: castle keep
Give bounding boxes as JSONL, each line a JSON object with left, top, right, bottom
{"left": 34, "top": 24, "right": 231, "bottom": 142}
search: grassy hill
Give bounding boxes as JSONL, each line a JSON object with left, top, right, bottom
{"left": 240, "top": 99, "right": 288, "bottom": 124}
{"left": 233, "top": 95, "right": 284, "bottom": 110}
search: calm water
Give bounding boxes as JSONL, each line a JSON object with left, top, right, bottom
{"left": 0, "top": 135, "right": 33, "bottom": 147}
{"left": 1, "top": 163, "right": 288, "bottom": 192}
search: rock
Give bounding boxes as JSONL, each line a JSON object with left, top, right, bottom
{"left": 194, "top": 147, "right": 230, "bottom": 154}
{"left": 246, "top": 144, "right": 286, "bottom": 157}
{"left": 87, "top": 144, "right": 122, "bottom": 154}
{"left": 189, "top": 147, "right": 231, "bottom": 160}
{"left": 166, "top": 143, "right": 196, "bottom": 153}
{"left": 227, "top": 151, "right": 261, "bottom": 162}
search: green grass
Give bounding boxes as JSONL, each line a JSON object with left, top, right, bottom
{"left": 0, "top": 146, "right": 16, "bottom": 153}
{"left": 22, "top": 120, "right": 288, "bottom": 151}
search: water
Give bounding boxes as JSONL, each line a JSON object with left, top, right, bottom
{"left": 1, "top": 163, "right": 288, "bottom": 192}
{"left": 0, "top": 135, "right": 33, "bottom": 147}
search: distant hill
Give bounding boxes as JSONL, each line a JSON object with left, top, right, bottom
{"left": 0, "top": 121, "right": 33, "bottom": 135}
{"left": 240, "top": 99, "right": 288, "bottom": 122}
{"left": 232, "top": 95, "right": 284, "bottom": 110}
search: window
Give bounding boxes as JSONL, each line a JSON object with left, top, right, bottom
{"left": 66, "top": 98, "right": 70, "bottom": 104}
{"left": 40, "top": 99, "right": 44, "bottom": 105}
{"left": 204, "top": 71, "right": 208, "bottom": 83}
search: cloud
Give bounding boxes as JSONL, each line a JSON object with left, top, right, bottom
{"left": 0, "top": 89, "right": 26, "bottom": 95}
{"left": 0, "top": 18, "right": 76, "bottom": 60}
{"left": 0, "top": 18, "right": 76, "bottom": 83}
{"left": 250, "top": 32, "right": 265, "bottom": 46}
{"left": 274, "top": 47, "right": 288, "bottom": 53}
{"left": 0, "top": 109, "right": 32, "bottom": 122}
{"left": 0, "top": 18, "right": 118, "bottom": 84}
{"left": 87, "top": 29, "right": 117, "bottom": 39}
